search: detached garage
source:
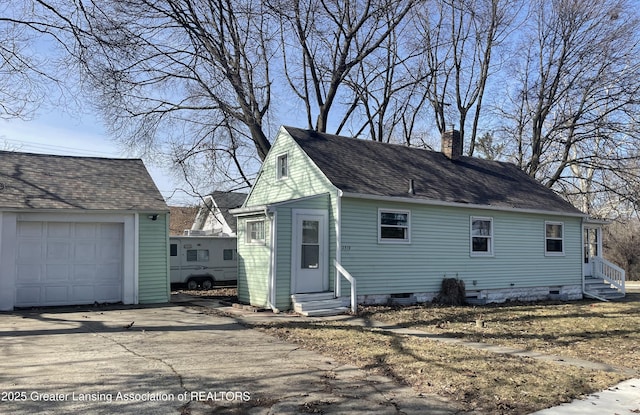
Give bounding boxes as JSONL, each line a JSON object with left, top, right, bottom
{"left": 0, "top": 151, "right": 170, "bottom": 311}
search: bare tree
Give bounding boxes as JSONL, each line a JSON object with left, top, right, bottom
{"left": 271, "top": 0, "right": 416, "bottom": 133}
{"left": 0, "top": 3, "right": 54, "bottom": 119}
{"left": 33, "top": 0, "right": 279, "bottom": 195}
{"left": 604, "top": 218, "right": 640, "bottom": 280}
{"left": 413, "top": 0, "right": 516, "bottom": 154}
{"left": 338, "top": 6, "right": 434, "bottom": 144}
{"left": 498, "top": 0, "right": 640, "bottom": 214}
{"left": 15, "top": 0, "right": 640, "bottom": 219}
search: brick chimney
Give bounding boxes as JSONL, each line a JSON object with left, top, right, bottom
{"left": 441, "top": 130, "right": 462, "bottom": 160}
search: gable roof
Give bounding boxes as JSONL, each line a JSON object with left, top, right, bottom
{"left": 210, "top": 191, "right": 247, "bottom": 233}
{"left": 0, "top": 151, "right": 167, "bottom": 211}
{"left": 283, "top": 126, "right": 583, "bottom": 216}
{"left": 192, "top": 191, "right": 247, "bottom": 233}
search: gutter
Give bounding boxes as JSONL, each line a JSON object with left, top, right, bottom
{"left": 340, "top": 192, "right": 587, "bottom": 218}
{"left": 267, "top": 208, "right": 278, "bottom": 312}
{"left": 229, "top": 205, "right": 268, "bottom": 217}
{"left": 335, "top": 189, "right": 343, "bottom": 297}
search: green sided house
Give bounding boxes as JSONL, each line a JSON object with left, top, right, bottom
{"left": 0, "top": 151, "right": 170, "bottom": 311}
{"left": 232, "top": 126, "right": 626, "bottom": 316}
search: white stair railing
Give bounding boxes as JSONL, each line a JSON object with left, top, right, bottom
{"left": 592, "top": 256, "right": 626, "bottom": 294}
{"left": 334, "top": 260, "right": 357, "bottom": 313}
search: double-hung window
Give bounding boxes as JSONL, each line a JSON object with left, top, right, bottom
{"left": 276, "top": 153, "right": 288, "bottom": 180}
{"left": 471, "top": 216, "right": 493, "bottom": 256}
{"left": 246, "top": 220, "right": 265, "bottom": 244}
{"left": 545, "top": 221, "right": 564, "bottom": 255}
{"left": 379, "top": 209, "right": 410, "bottom": 243}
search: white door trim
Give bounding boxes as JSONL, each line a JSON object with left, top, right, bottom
{"left": 0, "top": 212, "right": 137, "bottom": 310}
{"left": 583, "top": 224, "right": 602, "bottom": 278}
{"left": 291, "top": 209, "right": 329, "bottom": 294}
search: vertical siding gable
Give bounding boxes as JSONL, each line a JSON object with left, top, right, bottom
{"left": 245, "top": 128, "right": 337, "bottom": 207}
{"left": 138, "top": 214, "right": 170, "bottom": 303}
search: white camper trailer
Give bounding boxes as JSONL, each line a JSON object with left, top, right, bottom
{"left": 170, "top": 236, "right": 237, "bottom": 289}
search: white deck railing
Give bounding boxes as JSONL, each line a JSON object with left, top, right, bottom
{"left": 592, "top": 256, "right": 626, "bottom": 294}
{"left": 334, "top": 260, "right": 357, "bottom": 313}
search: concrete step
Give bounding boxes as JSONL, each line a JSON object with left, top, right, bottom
{"left": 300, "top": 307, "right": 350, "bottom": 317}
{"left": 584, "top": 277, "right": 625, "bottom": 300}
{"left": 291, "top": 292, "right": 335, "bottom": 303}
{"left": 293, "top": 298, "right": 344, "bottom": 313}
{"left": 585, "top": 281, "right": 608, "bottom": 287}
{"left": 291, "top": 292, "right": 349, "bottom": 317}
{"left": 585, "top": 288, "right": 625, "bottom": 301}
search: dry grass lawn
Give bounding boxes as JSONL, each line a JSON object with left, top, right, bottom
{"left": 360, "top": 293, "right": 640, "bottom": 373}
{"left": 255, "top": 321, "right": 624, "bottom": 414}
{"left": 200, "top": 288, "right": 639, "bottom": 414}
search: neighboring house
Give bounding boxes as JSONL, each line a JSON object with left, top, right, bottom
{"left": 232, "top": 126, "right": 625, "bottom": 315}
{"left": 169, "top": 205, "right": 199, "bottom": 236}
{"left": 189, "top": 191, "right": 247, "bottom": 236}
{"left": 0, "top": 151, "right": 170, "bottom": 311}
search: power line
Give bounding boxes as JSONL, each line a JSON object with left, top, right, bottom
{"left": 1, "top": 137, "right": 121, "bottom": 157}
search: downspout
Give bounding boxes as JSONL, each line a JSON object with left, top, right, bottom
{"left": 580, "top": 217, "right": 585, "bottom": 295}
{"left": 335, "top": 189, "right": 343, "bottom": 298}
{"left": 133, "top": 213, "right": 140, "bottom": 304}
{"left": 267, "top": 207, "right": 279, "bottom": 312}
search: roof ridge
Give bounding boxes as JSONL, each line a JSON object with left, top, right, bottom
{"left": 282, "top": 125, "right": 517, "bottom": 169}
{"left": 282, "top": 125, "right": 583, "bottom": 215}
{"left": 0, "top": 149, "right": 141, "bottom": 162}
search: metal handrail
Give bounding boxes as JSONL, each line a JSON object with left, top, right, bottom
{"left": 334, "top": 260, "right": 357, "bottom": 313}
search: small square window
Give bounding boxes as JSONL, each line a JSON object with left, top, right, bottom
{"left": 545, "top": 222, "right": 564, "bottom": 255}
{"left": 276, "top": 153, "right": 288, "bottom": 179}
{"left": 170, "top": 244, "right": 178, "bottom": 257}
{"left": 223, "top": 249, "right": 235, "bottom": 261}
{"left": 379, "top": 209, "right": 410, "bottom": 243}
{"left": 471, "top": 217, "right": 493, "bottom": 256}
{"left": 246, "top": 220, "right": 265, "bottom": 244}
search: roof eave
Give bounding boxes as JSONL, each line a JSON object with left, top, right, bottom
{"left": 0, "top": 207, "right": 170, "bottom": 214}
{"left": 341, "top": 192, "right": 586, "bottom": 218}
{"left": 229, "top": 205, "right": 269, "bottom": 217}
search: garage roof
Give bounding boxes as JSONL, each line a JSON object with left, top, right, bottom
{"left": 0, "top": 151, "right": 168, "bottom": 211}
{"left": 284, "top": 126, "right": 583, "bottom": 216}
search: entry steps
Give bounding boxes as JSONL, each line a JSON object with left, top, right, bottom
{"left": 291, "top": 292, "right": 349, "bottom": 317}
{"left": 584, "top": 277, "right": 625, "bottom": 301}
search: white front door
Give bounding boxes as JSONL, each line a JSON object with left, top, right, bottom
{"left": 292, "top": 210, "right": 328, "bottom": 294}
{"left": 583, "top": 226, "right": 601, "bottom": 277}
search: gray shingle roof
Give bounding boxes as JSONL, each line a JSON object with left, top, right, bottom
{"left": 284, "top": 127, "right": 583, "bottom": 215}
{"left": 0, "top": 151, "right": 168, "bottom": 211}
{"left": 209, "top": 191, "right": 247, "bottom": 233}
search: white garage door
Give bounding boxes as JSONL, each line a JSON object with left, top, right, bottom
{"left": 15, "top": 222, "right": 124, "bottom": 307}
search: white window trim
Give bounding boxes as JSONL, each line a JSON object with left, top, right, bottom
{"left": 545, "top": 221, "right": 565, "bottom": 256}
{"left": 246, "top": 219, "right": 266, "bottom": 245}
{"left": 276, "top": 152, "right": 289, "bottom": 180}
{"left": 378, "top": 208, "right": 411, "bottom": 244}
{"left": 470, "top": 216, "right": 494, "bottom": 257}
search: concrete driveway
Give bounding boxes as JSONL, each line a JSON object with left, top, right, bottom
{"left": 0, "top": 304, "right": 456, "bottom": 415}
